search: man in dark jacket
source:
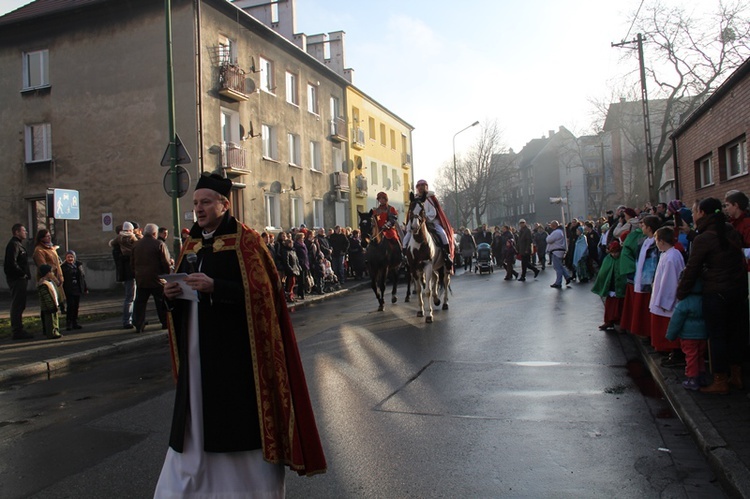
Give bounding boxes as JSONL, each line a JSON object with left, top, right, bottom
{"left": 328, "top": 225, "right": 350, "bottom": 284}
{"left": 4, "top": 224, "right": 32, "bottom": 339}
{"left": 475, "top": 224, "right": 493, "bottom": 246}
{"left": 131, "top": 223, "right": 171, "bottom": 333}
{"left": 516, "top": 220, "right": 539, "bottom": 281}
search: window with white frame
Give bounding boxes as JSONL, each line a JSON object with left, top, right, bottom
{"left": 288, "top": 133, "right": 301, "bottom": 166}
{"left": 291, "top": 197, "right": 303, "bottom": 227}
{"left": 381, "top": 165, "right": 388, "bottom": 187}
{"left": 310, "top": 141, "right": 321, "bottom": 171}
{"left": 313, "top": 199, "right": 323, "bottom": 228}
{"left": 370, "top": 161, "right": 378, "bottom": 184}
{"left": 262, "top": 124, "right": 278, "bottom": 160}
{"left": 25, "top": 123, "right": 51, "bottom": 163}
{"left": 698, "top": 155, "right": 713, "bottom": 188}
{"left": 285, "top": 71, "right": 298, "bottom": 106}
{"left": 264, "top": 193, "right": 280, "bottom": 228}
{"left": 332, "top": 147, "right": 343, "bottom": 172}
{"left": 259, "top": 57, "right": 274, "bottom": 93}
{"left": 726, "top": 137, "right": 747, "bottom": 179}
{"left": 23, "top": 49, "right": 49, "bottom": 90}
{"left": 270, "top": 0, "right": 279, "bottom": 23}
{"left": 221, "top": 108, "right": 240, "bottom": 144}
{"left": 307, "top": 83, "right": 318, "bottom": 115}
{"left": 330, "top": 96, "right": 340, "bottom": 121}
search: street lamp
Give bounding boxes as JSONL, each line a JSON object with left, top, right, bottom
{"left": 452, "top": 120, "right": 479, "bottom": 227}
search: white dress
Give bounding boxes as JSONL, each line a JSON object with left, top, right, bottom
{"left": 154, "top": 294, "right": 285, "bottom": 498}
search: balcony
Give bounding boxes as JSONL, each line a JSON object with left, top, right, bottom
{"left": 218, "top": 64, "right": 250, "bottom": 102}
{"left": 402, "top": 152, "right": 411, "bottom": 166}
{"left": 331, "top": 171, "right": 349, "bottom": 191}
{"left": 221, "top": 142, "right": 250, "bottom": 174}
{"left": 329, "top": 117, "right": 347, "bottom": 142}
{"left": 351, "top": 127, "right": 365, "bottom": 150}
{"left": 355, "top": 174, "right": 368, "bottom": 197}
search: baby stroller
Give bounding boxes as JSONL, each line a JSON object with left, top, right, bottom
{"left": 322, "top": 258, "right": 341, "bottom": 293}
{"left": 474, "top": 243, "right": 494, "bottom": 274}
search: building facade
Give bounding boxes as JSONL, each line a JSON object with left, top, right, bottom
{"left": 0, "top": 0, "right": 412, "bottom": 288}
{"left": 672, "top": 57, "right": 750, "bottom": 208}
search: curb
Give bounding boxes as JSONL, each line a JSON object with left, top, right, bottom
{"left": 634, "top": 336, "right": 750, "bottom": 499}
{"left": 0, "top": 332, "right": 168, "bottom": 386}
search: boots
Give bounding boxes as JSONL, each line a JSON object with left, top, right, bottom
{"left": 700, "top": 373, "right": 730, "bottom": 395}
{"left": 442, "top": 244, "right": 453, "bottom": 269}
{"left": 729, "top": 365, "right": 743, "bottom": 390}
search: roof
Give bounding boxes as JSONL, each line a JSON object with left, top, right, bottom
{"left": 672, "top": 56, "right": 750, "bottom": 138}
{"left": 0, "top": 0, "right": 109, "bottom": 27}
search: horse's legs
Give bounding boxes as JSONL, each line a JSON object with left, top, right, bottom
{"left": 378, "top": 271, "right": 387, "bottom": 311}
{"left": 390, "top": 267, "right": 399, "bottom": 303}
{"left": 424, "top": 266, "right": 435, "bottom": 323}
{"left": 371, "top": 272, "right": 384, "bottom": 311}
{"left": 432, "top": 269, "right": 441, "bottom": 307}
{"left": 442, "top": 271, "right": 450, "bottom": 310}
{"left": 414, "top": 271, "right": 425, "bottom": 318}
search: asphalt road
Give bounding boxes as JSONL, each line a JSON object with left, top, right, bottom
{"left": 0, "top": 269, "right": 725, "bottom": 498}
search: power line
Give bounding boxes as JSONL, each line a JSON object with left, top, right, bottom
{"left": 623, "top": 0, "right": 646, "bottom": 42}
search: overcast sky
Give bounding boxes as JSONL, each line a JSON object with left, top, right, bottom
{"left": 2, "top": 0, "right": 713, "bottom": 184}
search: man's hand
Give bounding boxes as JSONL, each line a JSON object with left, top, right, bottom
{"left": 184, "top": 273, "right": 215, "bottom": 293}
{"left": 163, "top": 281, "right": 183, "bottom": 300}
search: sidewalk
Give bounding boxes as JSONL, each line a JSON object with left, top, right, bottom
{"left": 0, "top": 279, "right": 369, "bottom": 386}
{"left": 1, "top": 274, "right": 750, "bottom": 497}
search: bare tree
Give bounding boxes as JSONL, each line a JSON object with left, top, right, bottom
{"left": 434, "top": 120, "right": 510, "bottom": 228}
{"left": 620, "top": 0, "right": 750, "bottom": 201}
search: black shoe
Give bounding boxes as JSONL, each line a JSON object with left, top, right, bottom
{"left": 123, "top": 323, "right": 134, "bottom": 329}
{"left": 518, "top": 277, "right": 526, "bottom": 282}
{"left": 565, "top": 277, "right": 572, "bottom": 286}
{"left": 12, "top": 330, "right": 34, "bottom": 340}
{"left": 533, "top": 269, "right": 540, "bottom": 279}
{"left": 550, "top": 284, "right": 562, "bottom": 288}
{"left": 73, "top": 324, "right": 83, "bottom": 330}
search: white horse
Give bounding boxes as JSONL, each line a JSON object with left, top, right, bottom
{"left": 404, "top": 199, "right": 450, "bottom": 323}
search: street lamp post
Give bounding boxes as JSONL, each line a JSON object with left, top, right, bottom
{"left": 452, "top": 121, "right": 479, "bottom": 227}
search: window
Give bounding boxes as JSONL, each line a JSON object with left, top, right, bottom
{"left": 307, "top": 83, "right": 318, "bottom": 114}
{"left": 262, "top": 124, "right": 278, "bottom": 160}
{"left": 381, "top": 164, "right": 388, "bottom": 187}
{"left": 697, "top": 155, "right": 713, "bottom": 188}
{"left": 310, "top": 141, "right": 321, "bottom": 171}
{"left": 23, "top": 49, "right": 49, "bottom": 90}
{"left": 368, "top": 117, "right": 376, "bottom": 140}
{"left": 726, "top": 137, "right": 747, "bottom": 179}
{"left": 370, "top": 161, "right": 378, "bottom": 184}
{"left": 380, "top": 124, "right": 386, "bottom": 146}
{"left": 221, "top": 108, "right": 240, "bottom": 144}
{"left": 259, "top": 57, "right": 274, "bottom": 93}
{"left": 313, "top": 199, "right": 323, "bottom": 228}
{"left": 285, "top": 71, "right": 298, "bottom": 106}
{"left": 291, "top": 197, "right": 303, "bottom": 227}
{"left": 288, "top": 133, "right": 301, "bottom": 166}
{"left": 25, "top": 123, "right": 51, "bottom": 163}
{"left": 270, "top": 0, "right": 279, "bottom": 23}
{"left": 264, "top": 193, "right": 280, "bottom": 228}
{"left": 390, "top": 129, "right": 396, "bottom": 150}
{"left": 231, "top": 187, "right": 245, "bottom": 224}
{"left": 218, "top": 36, "right": 235, "bottom": 65}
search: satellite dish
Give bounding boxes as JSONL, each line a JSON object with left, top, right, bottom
{"left": 270, "top": 181, "right": 282, "bottom": 193}
{"left": 244, "top": 77, "right": 256, "bottom": 94}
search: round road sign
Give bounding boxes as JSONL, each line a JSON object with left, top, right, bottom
{"left": 163, "top": 165, "right": 191, "bottom": 198}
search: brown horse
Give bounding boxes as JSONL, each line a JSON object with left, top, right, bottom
{"left": 358, "top": 210, "right": 405, "bottom": 312}
{"left": 404, "top": 199, "right": 450, "bottom": 323}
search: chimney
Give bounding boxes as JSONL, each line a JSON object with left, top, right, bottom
{"left": 548, "top": 130, "right": 555, "bottom": 138}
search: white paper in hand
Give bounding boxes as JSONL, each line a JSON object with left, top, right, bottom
{"left": 159, "top": 273, "right": 199, "bottom": 302}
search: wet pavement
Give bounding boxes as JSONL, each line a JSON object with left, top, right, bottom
{"left": 1, "top": 270, "right": 750, "bottom": 497}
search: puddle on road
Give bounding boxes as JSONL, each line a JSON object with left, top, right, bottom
{"left": 626, "top": 358, "right": 675, "bottom": 419}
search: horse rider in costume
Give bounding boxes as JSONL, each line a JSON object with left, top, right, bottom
{"left": 373, "top": 191, "right": 401, "bottom": 248}
{"left": 403, "top": 179, "right": 455, "bottom": 269}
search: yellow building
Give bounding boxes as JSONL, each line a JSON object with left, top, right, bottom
{"left": 346, "top": 86, "right": 414, "bottom": 225}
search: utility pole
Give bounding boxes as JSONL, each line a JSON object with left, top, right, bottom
{"left": 612, "top": 33, "right": 655, "bottom": 194}
{"left": 164, "top": 0, "right": 182, "bottom": 258}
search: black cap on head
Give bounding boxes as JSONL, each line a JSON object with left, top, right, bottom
{"left": 39, "top": 264, "right": 52, "bottom": 276}
{"left": 196, "top": 173, "right": 232, "bottom": 197}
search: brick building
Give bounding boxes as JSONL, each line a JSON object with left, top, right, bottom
{"left": 673, "top": 57, "right": 750, "bottom": 207}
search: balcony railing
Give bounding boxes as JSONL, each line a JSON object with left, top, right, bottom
{"left": 351, "top": 127, "right": 365, "bottom": 149}
{"left": 402, "top": 152, "right": 412, "bottom": 166}
{"left": 329, "top": 117, "right": 347, "bottom": 142}
{"left": 218, "top": 64, "right": 250, "bottom": 101}
{"left": 221, "top": 142, "right": 249, "bottom": 173}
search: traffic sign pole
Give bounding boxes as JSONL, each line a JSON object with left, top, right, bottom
{"left": 165, "top": 0, "right": 182, "bottom": 259}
